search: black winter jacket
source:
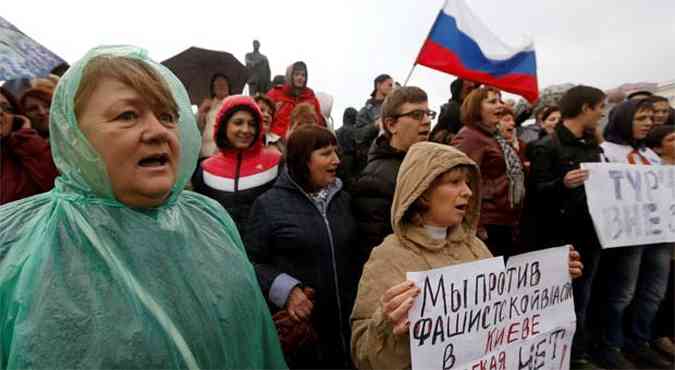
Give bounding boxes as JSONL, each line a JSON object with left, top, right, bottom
{"left": 353, "top": 98, "right": 383, "bottom": 144}
{"left": 245, "top": 170, "right": 358, "bottom": 368}
{"left": 525, "top": 123, "right": 603, "bottom": 250}
{"left": 192, "top": 150, "right": 281, "bottom": 234}
{"left": 432, "top": 78, "right": 465, "bottom": 138}
{"left": 336, "top": 107, "right": 359, "bottom": 189}
{"left": 351, "top": 135, "right": 407, "bottom": 262}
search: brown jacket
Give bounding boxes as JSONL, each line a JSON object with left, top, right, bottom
{"left": 451, "top": 123, "right": 524, "bottom": 226}
{"left": 350, "top": 142, "right": 493, "bottom": 370}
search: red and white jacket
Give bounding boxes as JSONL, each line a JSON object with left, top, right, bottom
{"left": 193, "top": 96, "right": 282, "bottom": 231}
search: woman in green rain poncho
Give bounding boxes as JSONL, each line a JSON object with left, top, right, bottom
{"left": 0, "top": 46, "right": 287, "bottom": 370}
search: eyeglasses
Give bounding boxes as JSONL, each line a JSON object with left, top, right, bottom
{"left": 394, "top": 109, "right": 437, "bottom": 121}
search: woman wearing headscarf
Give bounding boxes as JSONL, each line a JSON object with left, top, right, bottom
{"left": 192, "top": 95, "right": 282, "bottom": 233}
{"left": 594, "top": 99, "right": 673, "bottom": 369}
{"left": 350, "top": 142, "right": 582, "bottom": 370}
{"left": 452, "top": 87, "right": 527, "bottom": 258}
{"left": 266, "top": 61, "right": 325, "bottom": 138}
{"left": 0, "top": 46, "right": 286, "bottom": 369}
{"left": 0, "top": 87, "right": 59, "bottom": 205}
{"left": 246, "top": 125, "right": 358, "bottom": 369}
{"left": 197, "top": 73, "right": 231, "bottom": 158}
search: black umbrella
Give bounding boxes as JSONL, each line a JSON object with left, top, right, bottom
{"left": 162, "top": 46, "right": 249, "bottom": 105}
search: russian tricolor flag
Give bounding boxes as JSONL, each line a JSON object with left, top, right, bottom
{"left": 415, "top": 0, "right": 539, "bottom": 102}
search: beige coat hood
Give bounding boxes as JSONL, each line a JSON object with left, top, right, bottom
{"left": 391, "top": 141, "right": 482, "bottom": 253}
{"left": 351, "top": 142, "right": 492, "bottom": 370}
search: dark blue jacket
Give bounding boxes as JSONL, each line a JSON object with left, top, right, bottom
{"left": 245, "top": 169, "right": 358, "bottom": 368}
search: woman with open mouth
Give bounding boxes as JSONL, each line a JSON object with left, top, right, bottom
{"left": 0, "top": 45, "right": 286, "bottom": 369}
{"left": 351, "top": 142, "right": 583, "bottom": 370}
{"left": 246, "top": 125, "right": 358, "bottom": 369}
{"left": 452, "top": 87, "right": 528, "bottom": 258}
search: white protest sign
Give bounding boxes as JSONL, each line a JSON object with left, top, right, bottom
{"left": 581, "top": 162, "right": 675, "bottom": 249}
{"left": 407, "top": 246, "right": 576, "bottom": 370}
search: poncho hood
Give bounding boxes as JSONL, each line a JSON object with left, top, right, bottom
{"left": 49, "top": 45, "right": 201, "bottom": 207}
{"left": 0, "top": 45, "right": 287, "bottom": 370}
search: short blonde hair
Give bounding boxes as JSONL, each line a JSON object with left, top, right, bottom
{"left": 74, "top": 55, "right": 177, "bottom": 120}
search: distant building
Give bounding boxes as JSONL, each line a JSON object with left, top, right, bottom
{"left": 654, "top": 80, "right": 675, "bottom": 107}
{"left": 607, "top": 80, "right": 675, "bottom": 108}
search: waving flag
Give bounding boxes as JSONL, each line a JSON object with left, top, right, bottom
{"left": 415, "top": 0, "right": 539, "bottom": 102}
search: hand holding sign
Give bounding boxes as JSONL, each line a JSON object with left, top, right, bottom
{"left": 383, "top": 281, "right": 421, "bottom": 335}
{"left": 407, "top": 247, "right": 577, "bottom": 370}
{"left": 567, "top": 247, "right": 583, "bottom": 279}
{"left": 563, "top": 169, "right": 589, "bottom": 188}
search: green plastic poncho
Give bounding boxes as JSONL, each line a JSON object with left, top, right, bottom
{"left": 0, "top": 46, "right": 287, "bottom": 370}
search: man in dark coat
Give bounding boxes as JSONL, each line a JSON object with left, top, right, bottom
{"left": 528, "top": 85, "right": 607, "bottom": 370}
{"left": 431, "top": 78, "right": 478, "bottom": 142}
{"left": 352, "top": 74, "right": 394, "bottom": 163}
{"left": 336, "top": 107, "right": 359, "bottom": 188}
{"left": 351, "top": 86, "right": 432, "bottom": 265}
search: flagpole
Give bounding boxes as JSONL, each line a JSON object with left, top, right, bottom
{"left": 403, "top": 64, "right": 417, "bottom": 86}
{"left": 405, "top": 1, "right": 446, "bottom": 86}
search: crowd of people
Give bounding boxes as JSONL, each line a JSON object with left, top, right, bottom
{"left": 0, "top": 45, "right": 673, "bottom": 370}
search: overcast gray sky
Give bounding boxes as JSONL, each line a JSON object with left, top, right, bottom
{"left": 4, "top": 0, "right": 675, "bottom": 128}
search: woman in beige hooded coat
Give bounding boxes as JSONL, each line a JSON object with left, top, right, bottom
{"left": 350, "top": 142, "right": 582, "bottom": 370}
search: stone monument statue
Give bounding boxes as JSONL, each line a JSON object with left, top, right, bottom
{"left": 245, "top": 40, "right": 271, "bottom": 95}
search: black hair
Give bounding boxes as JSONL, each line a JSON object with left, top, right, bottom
{"left": 647, "top": 95, "right": 669, "bottom": 104}
{"left": 559, "top": 85, "right": 606, "bottom": 119}
{"left": 645, "top": 125, "right": 674, "bottom": 150}
{"left": 209, "top": 73, "right": 230, "bottom": 98}
{"left": 215, "top": 105, "right": 260, "bottom": 150}
{"left": 286, "top": 125, "right": 338, "bottom": 193}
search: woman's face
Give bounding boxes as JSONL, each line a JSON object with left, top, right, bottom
{"left": 542, "top": 111, "right": 561, "bottom": 134}
{"left": 24, "top": 95, "right": 51, "bottom": 136}
{"left": 78, "top": 77, "right": 180, "bottom": 208}
{"left": 213, "top": 77, "right": 230, "bottom": 99}
{"left": 0, "top": 94, "right": 14, "bottom": 137}
{"left": 480, "top": 91, "right": 503, "bottom": 126}
{"left": 257, "top": 101, "right": 273, "bottom": 134}
{"left": 660, "top": 132, "right": 675, "bottom": 158}
{"left": 226, "top": 110, "right": 257, "bottom": 150}
{"left": 421, "top": 168, "right": 473, "bottom": 228}
{"left": 307, "top": 144, "right": 340, "bottom": 189}
{"left": 653, "top": 101, "right": 670, "bottom": 125}
{"left": 0, "top": 93, "right": 11, "bottom": 112}
{"left": 632, "top": 108, "right": 653, "bottom": 140}
{"left": 292, "top": 70, "right": 306, "bottom": 89}
{"left": 498, "top": 114, "right": 516, "bottom": 141}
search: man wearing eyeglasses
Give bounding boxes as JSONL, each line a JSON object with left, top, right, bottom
{"left": 351, "top": 86, "right": 435, "bottom": 267}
